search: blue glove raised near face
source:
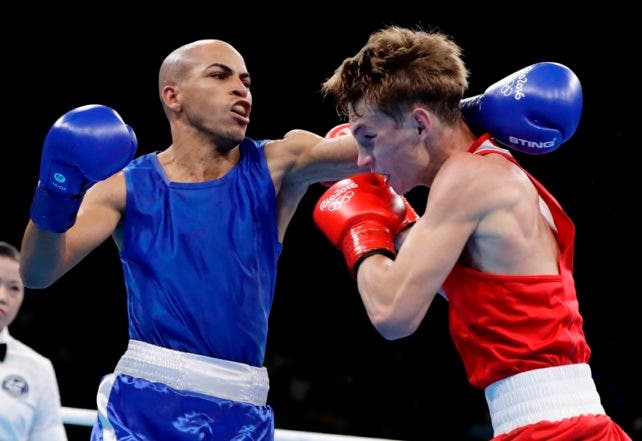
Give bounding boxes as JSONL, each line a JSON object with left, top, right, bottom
{"left": 30, "top": 104, "right": 138, "bottom": 232}
{"left": 460, "top": 62, "right": 583, "bottom": 154}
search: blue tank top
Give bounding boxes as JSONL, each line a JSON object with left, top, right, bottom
{"left": 120, "top": 138, "right": 282, "bottom": 366}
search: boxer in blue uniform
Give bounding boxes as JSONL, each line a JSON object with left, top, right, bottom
{"left": 20, "top": 40, "right": 364, "bottom": 440}
{"left": 19, "top": 38, "right": 580, "bottom": 440}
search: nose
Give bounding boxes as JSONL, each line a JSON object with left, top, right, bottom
{"left": 232, "top": 78, "right": 249, "bottom": 97}
{"left": 357, "top": 149, "right": 372, "bottom": 168}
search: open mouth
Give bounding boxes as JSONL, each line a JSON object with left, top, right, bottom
{"left": 231, "top": 104, "right": 248, "bottom": 117}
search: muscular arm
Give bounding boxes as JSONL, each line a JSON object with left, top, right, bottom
{"left": 20, "top": 173, "right": 125, "bottom": 288}
{"left": 267, "top": 129, "right": 363, "bottom": 187}
{"left": 266, "top": 129, "right": 366, "bottom": 239}
{"left": 355, "top": 154, "right": 505, "bottom": 340}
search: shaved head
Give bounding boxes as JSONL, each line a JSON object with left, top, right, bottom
{"left": 159, "top": 39, "right": 241, "bottom": 95}
{"left": 158, "top": 39, "right": 248, "bottom": 120}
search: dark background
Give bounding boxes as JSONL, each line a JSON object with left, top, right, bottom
{"left": 3, "top": 6, "right": 639, "bottom": 441}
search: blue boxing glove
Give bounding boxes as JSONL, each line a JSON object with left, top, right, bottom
{"left": 30, "top": 104, "right": 138, "bottom": 232}
{"left": 460, "top": 62, "right": 583, "bottom": 154}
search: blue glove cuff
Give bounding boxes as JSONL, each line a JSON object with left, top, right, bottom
{"left": 30, "top": 182, "right": 83, "bottom": 233}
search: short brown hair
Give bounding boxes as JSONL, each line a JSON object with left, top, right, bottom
{"left": 322, "top": 26, "right": 468, "bottom": 125}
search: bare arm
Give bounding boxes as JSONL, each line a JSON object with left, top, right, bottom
{"left": 266, "top": 129, "right": 364, "bottom": 188}
{"left": 265, "top": 129, "right": 366, "bottom": 239}
{"left": 354, "top": 154, "right": 489, "bottom": 339}
{"left": 20, "top": 173, "right": 125, "bottom": 288}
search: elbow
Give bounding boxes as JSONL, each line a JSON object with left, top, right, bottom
{"left": 375, "top": 325, "right": 416, "bottom": 341}
{"left": 20, "top": 269, "right": 55, "bottom": 289}
{"left": 25, "top": 280, "right": 54, "bottom": 290}
{"left": 370, "top": 314, "right": 419, "bottom": 341}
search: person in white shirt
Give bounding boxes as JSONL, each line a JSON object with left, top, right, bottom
{"left": 0, "top": 240, "right": 67, "bottom": 441}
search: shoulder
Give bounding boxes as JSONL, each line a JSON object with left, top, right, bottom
{"left": 123, "top": 152, "right": 152, "bottom": 169}
{"left": 238, "top": 137, "right": 267, "bottom": 151}
{"left": 264, "top": 129, "right": 323, "bottom": 159}
{"left": 86, "top": 168, "right": 127, "bottom": 208}
{"left": 440, "top": 151, "right": 525, "bottom": 189}
{"left": 263, "top": 129, "right": 323, "bottom": 177}
{"left": 430, "top": 152, "right": 527, "bottom": 215}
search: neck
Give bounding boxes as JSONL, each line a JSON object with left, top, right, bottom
{"left": 423, "top": 120, "right": 477, "bottom": 185}
{"left": 158, "top": 140, "right": 241, "bottom": 182}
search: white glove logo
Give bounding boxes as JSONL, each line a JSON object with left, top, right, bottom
{"left": 319, "top": 182, "right": 358, "bottom": 212}
{"left": 499, "top": 65, "right": 534, "bottom": 100}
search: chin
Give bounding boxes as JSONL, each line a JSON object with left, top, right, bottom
{"left": 227, "top": 129, "right": 246, "bottom": 144}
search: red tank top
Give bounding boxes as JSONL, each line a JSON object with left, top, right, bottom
{"left": 442, "top": 135, "right": 591, "bottom": 389}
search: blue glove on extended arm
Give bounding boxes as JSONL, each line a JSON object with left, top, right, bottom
{"left": 30, "top": 104, "right": 138, "bottom": 232}
{"left": 460, "top": 61, "right": 583, "bottom": 154}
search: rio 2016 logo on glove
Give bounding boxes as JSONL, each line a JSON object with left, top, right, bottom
{"left": 499, "top": 65, "right": 534, "bottom": 100}
{"left": 318, "top": 182, "right": 358, "bottom": 212}
{"left": 464, "top": 62, "right": 583, "bottom": 155}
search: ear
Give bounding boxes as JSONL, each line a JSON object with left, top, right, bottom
{"left": 410, "top": 107, "right": 431, "bottom": 135}
{"left": 161, "top": 85, "right": 181, "bottom": 112}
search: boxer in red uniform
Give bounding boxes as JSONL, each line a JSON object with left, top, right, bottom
{"left": 315, "top": 26, "right": 631, "bottom": 440}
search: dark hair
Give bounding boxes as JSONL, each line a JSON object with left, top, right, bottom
{"left": 0, "top": 241, "right": 20, "bottom": 261}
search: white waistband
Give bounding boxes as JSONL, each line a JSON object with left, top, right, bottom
{"left": 485, "top": 364, "right": 605, "bottom": 436}
{"left": 114, "top": 339, "right": 269, "bottom": 406}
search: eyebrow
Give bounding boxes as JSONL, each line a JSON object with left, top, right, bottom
{"left": 349, "top": 118, "right": 365, "bottom": 137}
{"left": 206, "top": 63, "right": 251, "bottom": 81}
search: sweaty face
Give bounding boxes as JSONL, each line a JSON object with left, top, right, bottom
{"left": 178, "top": 42, "right": 253, "bottom": 148}
{"left": 0, "top": 256, "right": 24, "bottom": 331}
{"left": 349, "top": 103, "right": 424, "bottom": 194}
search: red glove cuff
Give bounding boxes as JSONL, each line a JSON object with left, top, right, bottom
{"left": 341, "top": 220, "right": 396, "bottom": 277}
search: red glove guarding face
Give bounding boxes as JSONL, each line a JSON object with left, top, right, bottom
{"left": 325, "top": 122, "right": 351, "bottom": 139}
{"left": 313, "top": 173, "right": 417, "bottom": 276}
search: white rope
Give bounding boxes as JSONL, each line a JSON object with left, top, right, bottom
{"left": 60, "top": 406, "right": 402, "bottom": 441}
{"left": 60, "top": 406, "right": 97, "bottom": 426}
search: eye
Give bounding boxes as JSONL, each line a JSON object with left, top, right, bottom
{"left": 1, "top": 283, "right": 22, "bottom": 297}
{"left": 359, "top": 133, "right": 376, "bottom": 143}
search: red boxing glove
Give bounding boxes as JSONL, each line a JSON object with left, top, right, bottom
{"left": 325, "top": 122, "right": 351, "bottom": 138}
{"left": 399, "top": 196, "right": 419, "bottom": 232}
{"left": 313, "top": 173, "right": 408, "bottom": 276}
